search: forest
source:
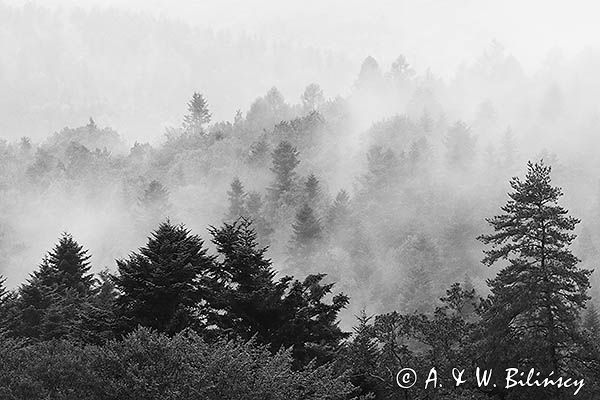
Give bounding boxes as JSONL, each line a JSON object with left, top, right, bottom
{"left": 1, "top": 2, "right": 600, "bottom": 399}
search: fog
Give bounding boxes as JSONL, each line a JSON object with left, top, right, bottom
{"left": 1, "top": 0, "right": 600, "bottom": 326}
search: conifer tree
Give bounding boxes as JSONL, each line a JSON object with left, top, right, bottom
{"left": 207, "top": 218, "right": 279, "bottom": 339}
{"left": 326, "top": 189, "right": 352, "bottom": 233}
{"left": 226, "top": 177, "right": 246, "bottom": 220}
{"left": 209, "top": 219, "right": 348, "bottom": 368}
{"left": 268, "top": 141, "right": 300, "bottom": 203}
{"left": 304, "top": 173, "right": 320, "bottom": 206}
{"left": 17, "top": 233, "right": 96, "bottom": 340}
{"left": 346, "top": 310, "right": 380, "bottom": 397}
{"left": 289, "top": 204, "right": 322, "bottom": 262}
{"left": 478, "top": 161, "right": 592, "bottom": 384}
{"left": 113, "top": 221, "right": 214, "bottom": 335}
{"left": 182, "top": 92, "right": 211, "bottom": 134}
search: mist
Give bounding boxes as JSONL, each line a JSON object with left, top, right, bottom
{"left": 1, "top": 0, "right": 600, "bottom": 328}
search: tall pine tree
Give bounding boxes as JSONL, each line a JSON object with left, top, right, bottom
{"left": 478, "top": 161, "right": 592, "bottom": 393}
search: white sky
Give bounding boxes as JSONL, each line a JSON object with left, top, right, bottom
{"left": 6, "top": 0, "right": 600, "bottom": 77}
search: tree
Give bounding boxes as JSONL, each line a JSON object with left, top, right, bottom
{"left": 207, "top": 218, "right": 280, "bottom": 340}
{"left": 304, "top": 173, "right": 320, "bottom": 206}
{"left": 113, "top": 221, "right": 214, "bottom": 335}
{"left": 182, "top": 92, "right": 211, "bottom": 134}
{"left": 345, "top": 311, "right": 380, "bottom": 398}
{"left": 267, "top": 141, "right": 300, "bottom": 203}
{"left": 16, "top": 233, "right": 96, "bottom": 340}
{"left": 209, "top": 219, "right": 348, "bottom": 369}
{"left": 289, "top": 204, "right": 322, "bottom": 262}
{"left": 225, "top": 177, "right": 246, "bottom": 220}
{"left": 478, "top": 161, "right": 592, "bottom": 394}
{"left": 325, "top": 189, "right": 352, "bottom": 233}
{"left": 301, "top": 83, "right": 324, "bottom": 112}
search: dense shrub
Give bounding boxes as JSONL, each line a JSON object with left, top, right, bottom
{"left": 0, "top": 327, "right": 355, "bottom": 400}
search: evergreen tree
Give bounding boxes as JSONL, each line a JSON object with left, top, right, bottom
{"left": 113, "top": 221, "right": 214, "bottom": 335}
{"left": 207, "top": 218, "right": 279, "bottom": 339}
{"left": 304, "top": 173, "right": 320, "bottom": 206}
{"left": 289, "top": 204, "right": 322, "bottom": 262}
{"left": 17, "top": 233, "right": 96, "bottom": 340}
{"left": 209, "top": 218, "right": 348, "bottom": 369}
{"left": 326, "top": 189, "right": 352, "bottom": 233}
{"left": 276, "top": 273, "right": 349, "bottom": 368}
{"left": 301, "top": 83, "right": 324, "bottom": 112}
{"left": 182, "top": 92, "right": 211, "bottom": 134}
{"left": 268, "top": 141, "right": 300, "bottom": 203}
{"left": 225, "top": 177, "right": 246, "bottom": 220}
{"left": 478, "top": 161, "right": 592, "bottom": 392}
{"left": 345, "top": 310, "right": 380, "bottom": 398}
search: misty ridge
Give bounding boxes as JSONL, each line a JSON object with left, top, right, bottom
{"left": 1, "top": 2, "right": 599, "bottom": 308}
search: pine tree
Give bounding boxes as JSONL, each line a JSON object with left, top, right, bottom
{"left": 17, "top": 233, "right": 96, "bottom": 340}
{"left": 478, "top": 161, "right": 592, "bottom": 384}
{"left": 304, "top": 173, "right": 320, "bottom": 206}
{"left": 268, "top": 141, "right": 300, "bottom": 204}
{"left": 226, "top": 177, "right": 246, "bottom": 220}
{"left": 346, "top": 310, "right": 380, "bottom": 397}
{"left": 207, "top": 218, "right": 279, "bottom": 339}
{"left": 301, "top": 83, "right": 324, "bottom": 112}
{"left": 208, "top": 219, "right": 348, "bottom": 368}
{"left": 113, "top": 221, "right": 214, "bottom": 335}
{"left": 276, "top": 273, "right": 350, "bottom": 368}
{"left": 182, "top": 92, "right": 211, "bottom": 134}
{"left": 289, "top": 204, "right": 322, "bottom": 262}
{"left": 326, "top": 189, "right": 351, "bottom": 233}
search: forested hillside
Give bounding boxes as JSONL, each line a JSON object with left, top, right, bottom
{"left": 1, "top": 2, "right": 600, "bottom": 398}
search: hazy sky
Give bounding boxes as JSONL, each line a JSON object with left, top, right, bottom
{"left": 7, "top": 0, "right": 600, "bottom": 77}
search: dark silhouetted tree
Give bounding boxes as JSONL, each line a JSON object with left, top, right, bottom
{"left": 17, "top": 233, "right": 96, "bottom": 340}
{"left": 113, "top": 221, "right": 214, "bottom": 335}
{"left": 478, "top": 161, "right": 592, "bottom": 394}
